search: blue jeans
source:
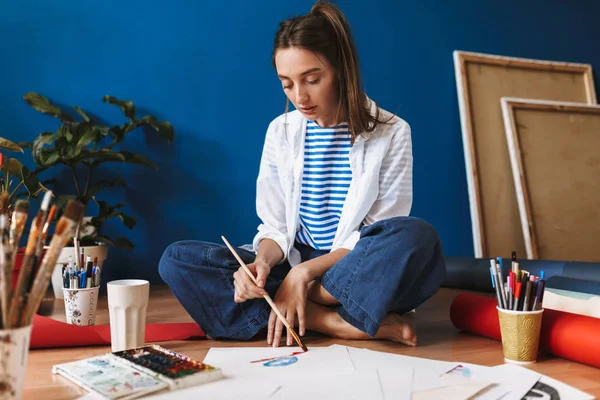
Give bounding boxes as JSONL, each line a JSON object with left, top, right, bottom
{"left": 158, "top": 216, "right": 446, "bottom": 339}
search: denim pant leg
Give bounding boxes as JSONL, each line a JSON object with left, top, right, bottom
{"left": 158, "top": 240, "right": 290, "bottom": 340}
{"left": 321, "top": 216, "right": 447, "bottom": 337}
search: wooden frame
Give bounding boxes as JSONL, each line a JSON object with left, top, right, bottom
{"left": 453, "top": 50, "right": 596, "bottom": 258}
{"left": 502, "top": 97, "right": 600, "bottom": 262}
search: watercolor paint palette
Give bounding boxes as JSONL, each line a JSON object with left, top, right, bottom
{"left": 52, "top": 345, "right": 222, "bottom": 399}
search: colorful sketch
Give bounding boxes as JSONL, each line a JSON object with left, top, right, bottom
{"left": 263, "top": 356, "right": 298, "bottom": 367}
{"left": 446, "top": 364, "right": 472, "bottom": 378}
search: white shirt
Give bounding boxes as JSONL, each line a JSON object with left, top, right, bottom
{"left": 252, "top": 98, "right": 413, "bottom": 267}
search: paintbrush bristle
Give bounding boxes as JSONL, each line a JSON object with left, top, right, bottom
{"left": 14, "top": 200, "right": 29, "bottom": 214}
{"left": 63, "top": 200, "right": 85, "bottom": 222}
{"left": 288, "top": 328, "right": 307, "bottom": 352}
{"left": 41, "top": 190, "right": 53, "bottom": 211}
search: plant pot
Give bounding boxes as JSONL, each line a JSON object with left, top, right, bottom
{"left": 51, "top": 244, "right": 108, "bottom": 299}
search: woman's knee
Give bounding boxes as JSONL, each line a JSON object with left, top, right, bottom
{"left": 366, "top": 217, "right": 441, "bottom": 253}
{"left": 158, "top": 240, "right": 213, "bottom": 283}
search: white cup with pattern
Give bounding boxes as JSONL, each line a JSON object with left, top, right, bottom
{"left": 63, "top": 287, "right": 100, "bottom": 326}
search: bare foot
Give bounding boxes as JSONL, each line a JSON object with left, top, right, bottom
{"left": 376, "top": 312, "right": 417, "bottom": 346}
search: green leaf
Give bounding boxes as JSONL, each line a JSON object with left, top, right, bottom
{"left": 87, "top": 150, "right": 157, "bottom": 169}
{"left": 118, "top": 151, "right": 158, "bottom": 169}
{"left": 40, "top": 150, "right": 60, "bottom": 167}
{"left": 108, "top": 125, "right": 125, "bottom": 146}
{"left": 77, "top": 126, "right": 100, "bottom": 149}
{"left": 151, "top": 121, "right": 174, "bottom": 143}
{"left": 17, "top": 141, "right": 33, "bottom": 149}
{"left": 95, "top": 126, "right": 110, "bottom": 137}
{"left": 102, "top": 95, "right": 136, "bottom": 122}
{"left": 95, "top": 200, "right": 111, "bottom": 218}
{"left": 116, "top": 212, "right": 136, "bottom": 229}
{"left": 41, "top": 178, "right": 57, "bottom": 186}
{"left": 86, "top": 178, "right": 127, "bottom": 197}
{"left": 135, "top": 115, "right": 157, "bottom": 125}
{"left": 35, "top": 132, "right": 56, "bottom": 145}
{"left": 31, "top": 132, "right": 56, "bottom": 165}
{"left": 0, "top": 137, "right": 23, "bottom": 152}
{"left": 77, "top": 149, "right": 125, "bottom": 167}
{"left": 21, "top": 165, "right": 42, "bottom": 195}
{"left": 23, "top": 93, "right": 74, "bottom": 121}
{"left": 71, "top": 106, "right": 92, "bottom": 122}
{"left": 5, "top": 158, "right": 22, "bottom": 176}
{"left": 86, "top": 235, "right": 134, "bottom": 249}
{"left": 123, "top": 117, "right": 174, "bottom": 144}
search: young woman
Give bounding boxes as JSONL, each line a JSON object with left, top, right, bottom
{"left": 159, "top": 1, "right": 446, "bottom": 348}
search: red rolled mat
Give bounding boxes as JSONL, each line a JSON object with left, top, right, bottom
{"left": 450, "top": 293, "right": 600, "bottom": 369}
{"left": 30, "top": 314, "right": 205, "bottom": 349}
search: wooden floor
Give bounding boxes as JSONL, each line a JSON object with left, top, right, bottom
{"left": 25, "top": 287, "right": 600, "bottom": 399}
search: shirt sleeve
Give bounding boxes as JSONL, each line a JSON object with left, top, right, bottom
{"left": 339, "top": 120, "right": 413, "bottom": 251}
{"left": 252, "top": 120, "right": 289, "bottom": 262}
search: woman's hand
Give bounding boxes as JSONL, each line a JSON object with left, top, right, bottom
{"left": 267, "top": 264, "right": 311, "bottom": 347}
{"left": 232, "top": 260, "right": 271, "bottom": 303}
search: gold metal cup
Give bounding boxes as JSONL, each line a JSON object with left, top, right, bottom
{"left": 497, "top": 306, "right": 544, "bottom": 365}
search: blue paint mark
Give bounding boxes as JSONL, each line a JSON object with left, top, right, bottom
{"left": 263, "top": 356, "right": 298, "bottom": 367}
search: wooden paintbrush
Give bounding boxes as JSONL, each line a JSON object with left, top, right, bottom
{"left": 0, "top": 215, "right": 10, "bottom": 329}
{"left": 9, "top": 200, "right": 29, "bottom": 247}
{"left": 1, "top": 200, "right": 29, "bottom": 329}
{"left": 221, "top": 236, "right": 308, "bottom": 352}
{"left": 23, "top": 199, "right": 84, "bottom": 326}
{"left": 7, "top": 191, "right": 52, "bottom": 328}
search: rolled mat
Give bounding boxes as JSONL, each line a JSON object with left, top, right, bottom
{"left": 30, "top": 314, "right": 205, "bottom": 349}
{"left": 443, "top": 257, "right": 600, "bottom": 293}
{"left": 450, "top": 293, "right": 600, "bottom": 369}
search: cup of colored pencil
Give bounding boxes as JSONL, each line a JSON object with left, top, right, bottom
{"left": 0, "top": 191, "right": 84, "bottom": 399}
{"left": 62, "top": 254, "right": 102, "bottom": 326}
{"left": 490, "top": 252, "right": 545, "bottom": 364}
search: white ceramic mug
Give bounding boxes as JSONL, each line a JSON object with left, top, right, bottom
{"left": 63, "top": 287, "right": 100, "bottom": 326}
{"left": 0, "top": 325, "right": 32, "bottom": 400}
{"left": 107, "top": 279, "right": 149, "bottom": 352}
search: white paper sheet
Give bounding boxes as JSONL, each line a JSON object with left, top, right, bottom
{"left": 144, "top": 378, "right": 279, "bottom": 400}
{"left": 204, "top": 345, "right": 355, "bottom": 384}
{"left": 265, "top": 369, "right": 382, "bottom": 400}
{"left": 412, "top": 379, "right": 491, "bottom": 400}
{"left": 377, "top": 367, "right": 413, "bottom": 400}
{"left": 481, "top": 364, "right": 541, "bottom": 400}
{"left": 347, "top": 346, "right": 457, "bottom": 392}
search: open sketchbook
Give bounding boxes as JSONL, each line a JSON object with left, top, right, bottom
{"left": 53, "top": 345, "right": 222, "bottom": 399}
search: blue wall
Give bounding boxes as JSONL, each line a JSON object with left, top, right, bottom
{"left": 1, "top": 0, "right": 598, "bottom": 284}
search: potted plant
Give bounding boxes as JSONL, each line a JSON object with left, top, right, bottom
{"left": 20, "top": 93, "right": 174, "bottom": 294}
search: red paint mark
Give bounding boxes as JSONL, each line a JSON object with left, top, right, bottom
{"left": 250, "top": 351, "right": 306, "bottom": 364}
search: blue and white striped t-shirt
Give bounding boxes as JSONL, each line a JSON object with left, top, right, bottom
{"left": 295, "top": 120, "right": 352, "bottom": 250}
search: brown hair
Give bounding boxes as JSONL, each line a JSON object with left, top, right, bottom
{"left": 273, "top": 1, "right": 390, "bottom": 144}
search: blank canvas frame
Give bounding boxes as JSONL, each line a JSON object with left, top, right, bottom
{"left": 502, "top": 98, "right": 600, "bottom": 262}
{"left": 454, "top": 50, "right": 596, "bottom": 258}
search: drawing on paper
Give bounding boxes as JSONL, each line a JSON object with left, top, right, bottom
{"left": 263, "top": 356, "right": 298, "bottom": 367}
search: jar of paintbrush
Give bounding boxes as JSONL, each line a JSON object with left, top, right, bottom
{"left": 0, "top": 192, "right": 84, "bottom": 399}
